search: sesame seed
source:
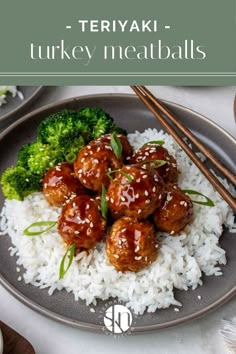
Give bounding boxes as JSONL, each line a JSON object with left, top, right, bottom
{"left": 16, "top": 267, "right": 20, "bottom": 272}
{"left": 174, "top": 308, "right": 180, "bottom": 312}
{"left": 145, "top": 199, "right": 151, "bottom": 204}
{"left": 81, "top": 158, "right": 85, "bottom": 162}
{"left": 134, "top": 245, "right": 140, "bottom": 253}
{"left": 159, "top": 194, "right": 162, "bottom": 199}
{"left": 114, "top": 254, "right": 119, "bottom": 259}
{"left": 44, "top": 183, "right": 47, "bottom": 188}
{"left": 135, "top": 193, "right": 139, "bottom": 199}
{"left": 86, "top": 204, "right": 90, "bottom": 210}
{"left": 94, "top": 159, "right": 99, "bottom": 164}
{"left": 90, "top": 222, "right": 94, "bottom": 228}
{"left": 144, "top": 190, "right": 149, "bottom": 196}
{"left": 180, "top": 201, "right": 185, "bottom": 205}
{"left": 110, "top": 198, "right": 114, "bottom": 203}
{"left": 126, "top": 157, "right": 131, "bottom": 160}
{"left": 121, "top": 228, "right": 126, "bottom": 232}
{"left": 170, "top": 231, "right": 175, "bottom": 235}
{"left": 198, "top": 295, "right": 202, "bottom": 300}
{"left": 90, "top": 308, "right": 95, "bottom": 313}
{"left": 136, "top": 178, "right": 141, "bottom": 183}
{"left": 145, "top": 256, "right": 148, "bottom": 262}
{"left": 87, "top": 145, "right": 91, "bottom": 149}
{"left": 143, "top": 175, "right": 148, "bottom": 179}
{"left": 83, "top": 179, "right": 87, "bottom": 184}
{"left": 75, "top": 231, "right": 80, "bottom": 234}
{"left": 134, "top": 256, "right": 142, "bottom": 261}
{"left": 138, "top": 209, "right": 142, "bottom": 214}
{"left": 17, "top": 276, "right": 22, "bottom": 281}
{"left": 121, "top": 196, "right": 125, "bottom": 202}
{"left": 152, "top": 186, "right": 156, "bottom": 192}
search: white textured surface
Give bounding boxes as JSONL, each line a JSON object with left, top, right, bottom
{"left": 0, "top": 86, "right": 235, "bottom": 354}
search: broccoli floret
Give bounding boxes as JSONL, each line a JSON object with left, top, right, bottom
{"left": 17, "top": 143, "right": 31, "bottom": 168}
{"left": 78, "top": 107, "right": 126, "bottom": 138}
{"left": 58, "top": 132, "right": 85, "bottom": 163}
{"left": 38, "top": 110, "right": 78, "bottom": 146}
{"left": 0, "top": 166, "right": 41, "bottom": 201}
{"left": 27, "top": 141, "right": 64, "bottom": 177}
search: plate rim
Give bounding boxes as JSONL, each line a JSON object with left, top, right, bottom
{"left": 0, "top": 93, "right": 235, "bottom": 333}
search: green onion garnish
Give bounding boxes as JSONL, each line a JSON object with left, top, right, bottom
{"left": 111, "top": 132, "right": 123, "bottom": 159}
{"left": 140, "top": 159, "right": 167, "bottom": 168}
{"left": 59, "top": 243, "right": 76, "bottom": 280}
{"left": 142, "top": 140, "right": 165, "bottom": 147}
{"left": 183, "top": 190, "right": 215, "bottom": 207}
{"left": 101, "top": 184, "right": 108, "bottom": 219}
{"left": 107, "top": 169, "right": 134, "bottom": 184}
{"left": 23, "top": 221, "right": 57, "bottom": 236}
{"left": 65, "top": 152, "right": 77, "bottom": 163}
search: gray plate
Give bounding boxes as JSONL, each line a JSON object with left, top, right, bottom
{"left": 0, "top": 86, "right": 44, "bottom": 129}
{"left": 0, "top": 94, "right": 235, "bottom": 333}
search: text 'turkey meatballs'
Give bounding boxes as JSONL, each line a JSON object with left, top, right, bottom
{"left": 42, "top": 162, "right": 87, "bottom": 207}
{"left": 106, "top": 217, "right": 158, "bottom": 272}
{"left": 58, "top": 195, "right": 107, "bottom": 250}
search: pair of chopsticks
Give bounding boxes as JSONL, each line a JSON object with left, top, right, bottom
{"left": 131, "top": 86, "right": 236, "bottom": 213}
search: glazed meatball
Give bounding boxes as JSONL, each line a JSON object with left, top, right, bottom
{"left": 42, "top": 162, "right": 87, "bottom": 207}
{"left": 107, "top": 164, "right": 165, "bottom": 220}
{"left": 153, "top": 184, "right": 194, "bottom": 235}
{"left": 106, "top": 217, "right": 158, "bottom": 272}
{"left": 91, "top": 134, "right": 133, "bottom": 161}
{"left": 129, "top": 144, "right": 178, "bottom": 183}
{"left": 74, "top": 142, "right": 122, "bottom": 192}
{"left": 58, "top": 195, "right": 107, "bottom": 250}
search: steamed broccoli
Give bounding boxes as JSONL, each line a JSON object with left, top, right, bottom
{"left": 1, "top": 107, "right": 127, "bottom": 201}
{"left": 26, "top": 141, "right": 64, "bottom": 177}
{"left": 38, "top": 110, "right": 90, "bottom": 146}
{"left": 78, "top": 107, "right": 126, "bottom": 138}
{"left": 0, "top": 166, "right": 41, "bottom": 201}
{"left": 17, "top": 143, "right": 31, "bottom": 169}
{"left": 58, "top": 132, "right": 85, "bottom": 163}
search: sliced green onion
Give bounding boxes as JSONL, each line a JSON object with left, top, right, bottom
{"left": 142, "top": 140, "right": 165, "bottom": 147}
{"left": 183, "top": 190, "right": 215, "bottom": 207}
{"left": 65, "top": 152, "right": 77, "bottom": 163}
{"left": 107, "top": 169, "right": 134, "bottom": 184}
{"left": 111, "top": 132, "right": 123, "bottom": 159}
{"left": 59, "top": 243, "right": 76, "bottom": 280}
{"left": 140, "top": 159, "right": 167, "bottom": 168}
{"left": 23, "top": 221, "right": 57, "bottom": 236}
{"left": 101, "top": 184, "right": 108, "bottom": 219}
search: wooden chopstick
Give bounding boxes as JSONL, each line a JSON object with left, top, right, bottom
{"left": 138, "top": 85, "right": 236, "bottom": 185}
{"left": 131, "top": 85, "right": 236, "bottom": 213}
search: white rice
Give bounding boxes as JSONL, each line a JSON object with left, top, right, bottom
{"left": 0, "top": 86, "right": 24, "bottom": 107}
{"left": 0, "top": 128, "right": 235, "bottom": 315}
